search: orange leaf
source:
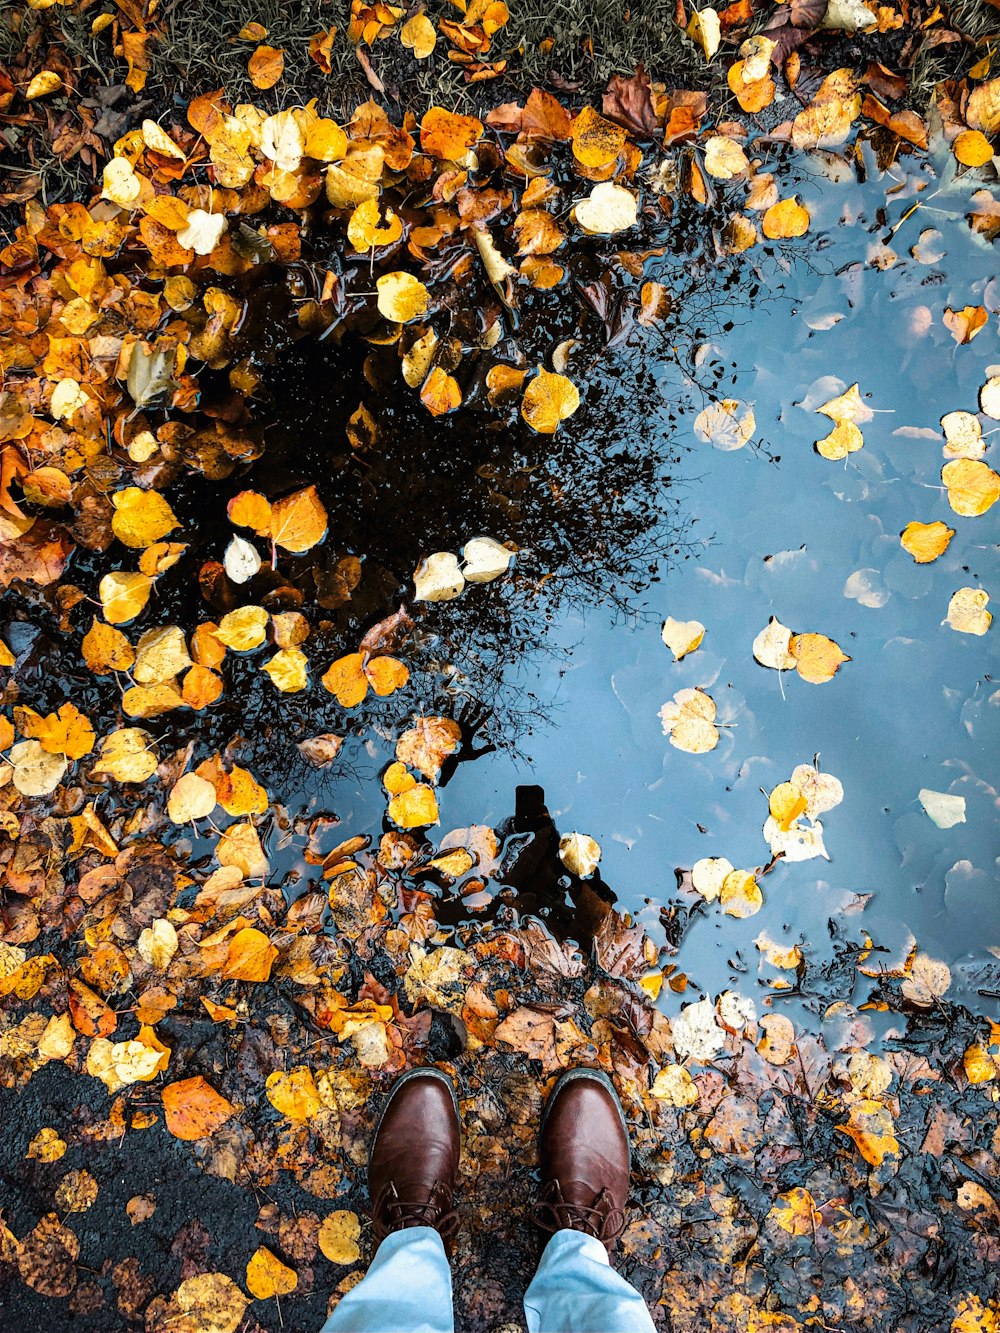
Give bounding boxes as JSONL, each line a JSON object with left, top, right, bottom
{"left": 248, "top": 45, "right": 284, "bottom": 90}
{"left": 420, "top": 106, "right": 484, "bottom": 159}
{"left": 322, "top": 652, "right": 369, "bottom": 707}
{"left": 364, "top": 655, "right": 410, "bottom": 697}
{"left": 222, "top": 926, "right": 278, "bottom": 981}
{"left": 162, "top": 1075, "right": 236, "bottom": 1140}
{"left": 268, "top": 485, "right": 328, "bottom": 552}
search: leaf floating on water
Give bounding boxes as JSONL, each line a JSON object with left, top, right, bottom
{"left": 815, "top": 382, "right": 873, "bottom": 424}
{"left": 672, "top": 996, "right": 725, "bottom": 1062}
{"left": 941, "top": 411, "right": 984, "bottom": 460}
{"left": 10, "top": 740, "right": 68, "bottom": 796}
{"left": 414, "top": 551, "right": 465, "bottom": 602}
{"left": 223, "top": 535, "right": 261, "bottom": 584}
{"left": 693, "top": 398, "right": 755, "bottom": 450}
{"left": 752, "top": 617, "right": 796, "bottom": 671}
{"left": 901, "top": 952, "right": 951, "bottom": 1006}
{"left": 918, "top": 788, "right": 966, "bottom": 829}
{"left": 942, "top": 459, "right": 1000, "bottom": 516}
{"left": 815, "top": 419, "right": 863, "bottom": 460}
{"left": 462, "top": 537, "right": 513, "bottom": 583}
{"left": 521, "top": 368, "right": 580, "bottom": 434}
{"left": 376, "top": 271, "right": 430, "bottom": 323}
{"left": 388, "top": 783, "right": 439, "bottom": 829}
{"left": 111, "top": 488, "right": 180, "bottom": 549}
{"left": 167, "top": 772, "right": 217, "bottom": 823}
{"left": 981, "top": 376, "right": 1000, "bottom": 420}
{"left": 262, "top": 647, "right": 308, "bottom": 691}
{"left": 945, "top": 588, "right": 992, "bottom": 635}
{"left": 943, "top": 305, "right": 988, "bottom": 344}
{"left": 661, "top": 616, "right": 705, "bottom": 661}
{"left": 756, "top": 1014, "right": 795, "bottom": 1065}
{"left": 396, "top": 717, "right": 461, "bottom": 781}
{"left": 91, "top": 728, "right": 158, "bottom": 783}
{"left": 659, "top": 687, "right": 719, "bottom": 753}
{"left": 900, "top": 521, "right": 955, "bottom": 563}
{"left": 720, "top": 869, "right": 763, "bottom": 918}
{"left": 690, "top": 856, "right": 734, "bottom": 902}
{"left": 789, "top": 632, "right": 851, "bottom": 684}
{"left": 573, "top": 182, "right": 638, "bottom": 235}
{"left": 762, "top": 197, "right": 810, "bottom": 239}
{"left": 216, "top": 605, "right": 268, "bottom": 651}
{"left": 558, "top": 831, "right": 602, "bottom": 878}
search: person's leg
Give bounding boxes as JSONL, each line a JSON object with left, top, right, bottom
{"left": 523, "top": 1228, "right": 656, "bottom": 1333}
{"left": 525, "top": 1067, "right": 657, "bottom": 1333}
{"left": 320, "top": 1067, "right": 461, "bottom": 1333}
{"left": 321, "top": 1226, "right": 453, "bottom": 1333}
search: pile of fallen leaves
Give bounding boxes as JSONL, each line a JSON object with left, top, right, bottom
{"left": 1, "top": 0, "right": 1000, "bottom": 1328}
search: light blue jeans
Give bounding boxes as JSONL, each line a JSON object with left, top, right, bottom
{"left": 321, "top": 1225, "right": 657, "bottom": 1333}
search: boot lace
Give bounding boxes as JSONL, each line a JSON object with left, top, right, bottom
{"left": 529, "top": 1179, "right": 625, "bottom": 1243}
{"left": 372, "top": 1180, "right": 459, "bottom": 1243}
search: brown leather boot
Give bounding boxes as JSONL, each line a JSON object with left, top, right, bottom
{"left": 368, "top": 1068, "right": 460, "bottom": 1243}
{"left": 531, "top": 1068, "right": 630, "bottom": 1251}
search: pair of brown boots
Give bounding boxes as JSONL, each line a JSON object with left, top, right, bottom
{"left": 368, "top": 1066, "right": 631, "bottom": 1251}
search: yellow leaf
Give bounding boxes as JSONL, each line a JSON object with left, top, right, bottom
{"left": 658, "top": 687, "right": 719, "bottom": 753}
{"left": 789, "top": 633, "right": 850, "bottom": 684}
{"left": 396, "top": 717, "right": 461, "bottom": 781}
{"left": 365, "top": 655, "right": 409, "bottom": 697}
{"left": 573, "top": 182, "right": 637, "bottom": 235}
{"left": 686, "top": 7, "right": 721, "bottom": 61}
{"left": 376, "top": 271, "right": 430, "bottom": 323}
{"left": 836, "top": 1098, "right": 899, "bottom": 1166}
{"left": 348, "top": 198, "right": 403, "bottom": 252}
{"left": 762, "top": 197, "right": 810, "bottom": 239}
{"left": 650, "top": 1064, "right": 698, "bottom": 1106}
{"left": 953, "top": 130, "right": 995, "bottom": 168}
{"left": 703, "top": 135, "right": 749, "bottom": 179}
{"left": 900, "top": 520, "right": 954, "bottom": 563}
{"left": 262, "top": 648, "right": 308, "bottom": 691}
{"left": 134, "top": 625, "right": 192, "bottom": 684}
{"left": 383, "top": 760, "right": 416, "bottom": 795}
{"left": 720, "top": 869, "right": 763, "bottom": 918}
{"left": 400, "top": 12, "right": 436, "bottom": 58}
{"left": 10, "top": 741, "right": 67, "bottom": 795}
{"left": 756, "top": 1013, "right": 795, "bottom": 1065}
{"left": 691, "top": 856, "right": 734, "bottom": 901}
{"left": 815, "top": 419, "right": 863, "bottom": 460}
{"left": 265, "top": 1066, "right": 321, "bottom": 1120}
{"left": 111, "top": 488, "right": 179, "bottom": 549}
{"left": 27, "top": 70, "right": 63, "bottom": 99}
{"left": 227, "top": 490, "right": 273, "bottom": 535}
{"left": 768, "top": 782, "right": 808, "bottom": 831}
{"left": 946, "top": 587, "right": 992, "bottom": 636}
{"left": 769, "top": 1187, "right": 822, "bottom": 1235}
{"left": 90, "top": 728, "right": 158, "bottom": 783}
{"left": 168, "top": 773, "right": 218, "bottom": 823}
{"left": 661, "top": 617, "right": 705, "bottom": 661}
{"left": 420, "top": 106, "right": 483, "bottom": 160}
{"left": 216, "top": 606, "right": 269, "bottom": 651}
{"left": 15, "top": 702, "right": 95, "bottom": 758}
{"left": 141, "top": 119, "right": 185, "bottom": 160}
{"left": 268, "top": 485, "right": 328, "bottom": 552}
{"left": 137, "top": 919, "right": 178, "bottom": 969}
{"left": 941, "top": 410, "right": 984, "bottom": 460}
{"left": 217, "top": 824, "right": 268, "bottom": 879}
{"left": 570, "top": 105, "right": 626, "bottom": 169}
{"left": 521, "top": 367, "right": 580, "bottom": 434}
{"left": 223, "top": 927, "right": 278, "bottom": 981}
{"left": 942, "top": 459, "right": 1000, "bottom": 516}
{"left": 966, "top": 77, "right": 1000, "bottom": 134}
{"left": 388, "top": 784, "right": 440, "bottom": 828}
{"left": 816, "top": 382, "right": 872, "bottom": 423}
{"left": 943, "top": 304, "right": 988, "bottom": 344}
{"left": 99, "top": 572, "right": 154, "bottom": 625}
{"left": 318, "top": 1210, "right": 361, "bottom": 1264}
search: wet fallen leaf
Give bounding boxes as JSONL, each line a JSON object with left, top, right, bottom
{"left": 942, "top": 459, "right": 999, "bottom": 516}
{"left": 659, "top": 688, "right": 719, "bottom": 753}
{"left": 377, "top": 271, "right": 431, "bottom": 322}
{"left": 945, "top": 587, "right": 991, "bottom": 635}
{"left": 318, "top": 1210, "right": 362, "bottom": 1264}
{"left": 111, "top": 488, "right": 179, "bottom": 549}
{"left": 661, "top": 616, "right": 705, "bottom": 660}
{"left": 900, "top": 520, "right": 955, "bottom": 563}
{"left": 558, "top": 831, "right": 601, "bottom": 878}
{"left": 789, "top": 633, "right": 850, "bottom": 684}
{"left": 162, "top": 1076, "right": 237, "bottom": 1140}
{"left": 521, "top": 367, "right": 580, "bottom": 434}
{"left": 693, "top": 399, "right": 755, "bottom": 450}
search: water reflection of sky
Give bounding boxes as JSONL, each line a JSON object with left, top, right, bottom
{"left": 277, "top": 150, "right": 998, "bottom": 1019}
